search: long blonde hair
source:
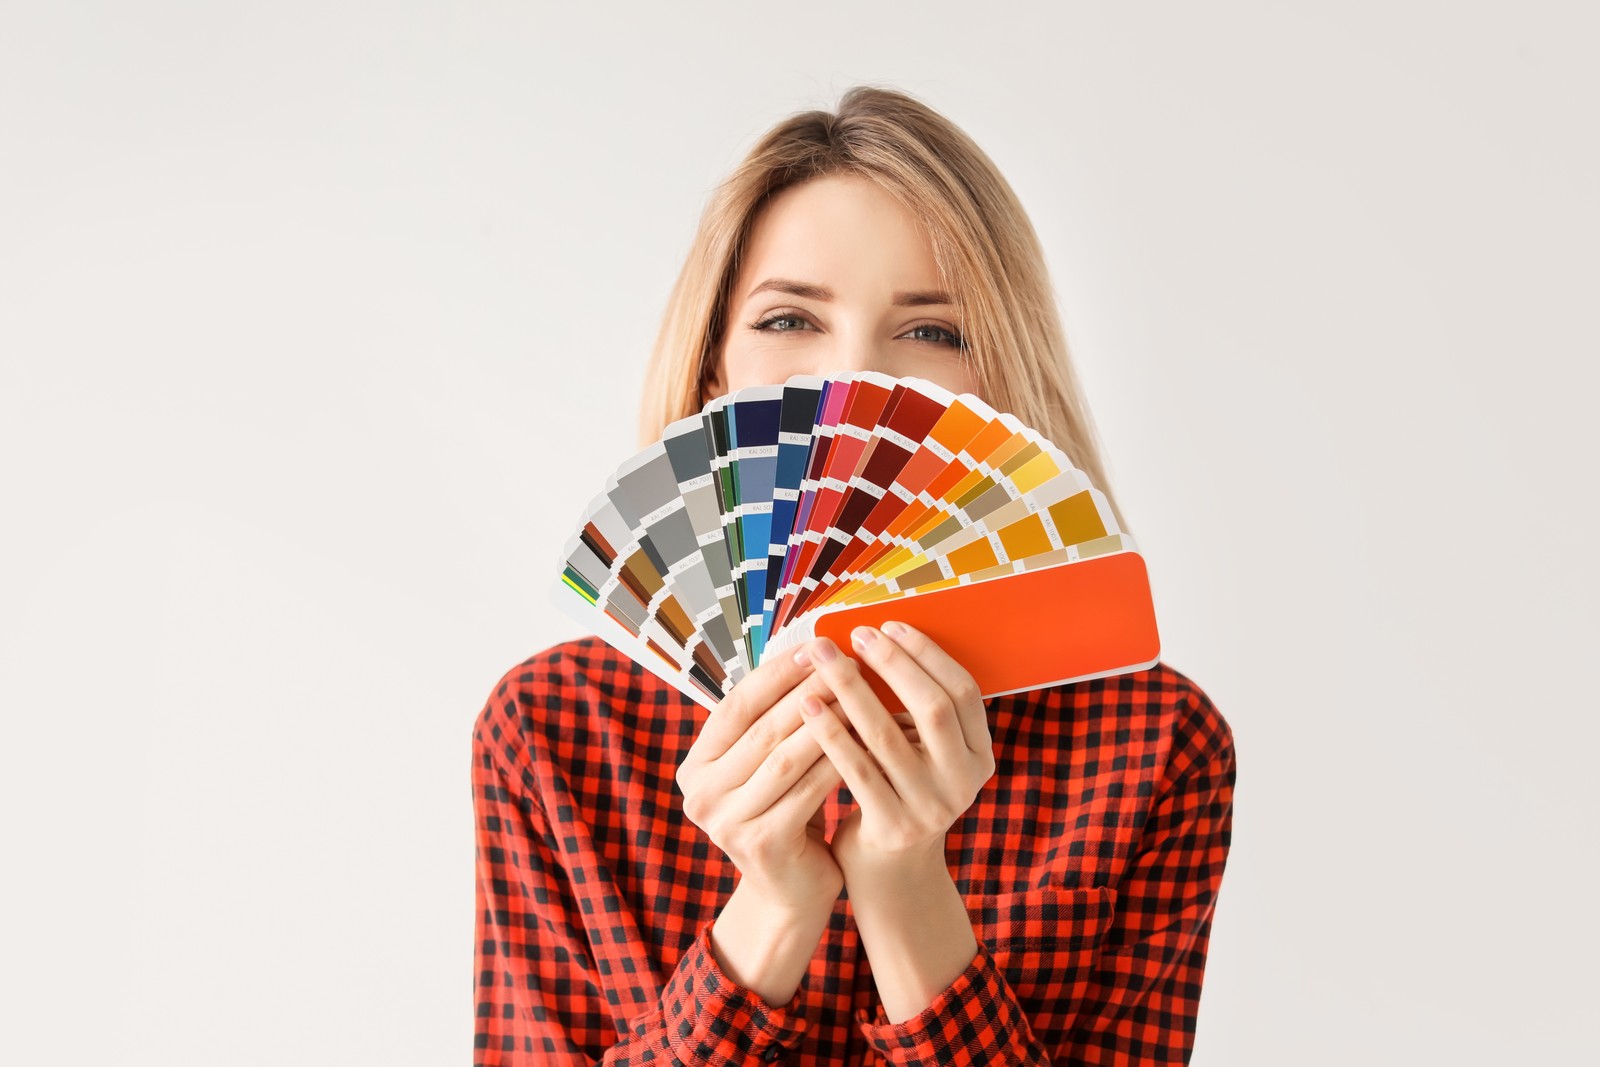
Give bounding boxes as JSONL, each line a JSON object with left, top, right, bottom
{"left": 637, "top": 84, "right": 1130, "bottom": 534}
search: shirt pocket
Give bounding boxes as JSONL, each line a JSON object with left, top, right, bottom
{"left": 968, "top": 884, "right": 1117, "bottom": 1037}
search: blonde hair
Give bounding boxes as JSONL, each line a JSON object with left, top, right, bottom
{"left": 637, "top": 84, "right": 1130, "bottom": 534}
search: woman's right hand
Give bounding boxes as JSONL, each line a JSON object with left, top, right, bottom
{"left": 676, "top": 644, "right": 847, "bottom": 912}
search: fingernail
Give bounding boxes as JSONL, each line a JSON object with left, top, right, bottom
{"left": 801, "top": 695, "right": 824, "bottom": 717}
{"left": 851, "top": 626, "right": 878, "bottom": 653}
{"left": 793, "top": 647, "right": 811, "bottom": 668}
{"left": 812, "top": 638, "right": 837, "bottom": 664}
{"left": 882, "top": 621, "right": 908, "bottom": 638}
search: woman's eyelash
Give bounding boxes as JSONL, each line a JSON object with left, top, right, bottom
{"left": 906, "top": 323, "right": 967, "bottom": 349}
{"left": 747, "top": 312, "right": 965, "bottom": 349}
{"left": 748, "top": 312, "right": 810, "bottom": 333}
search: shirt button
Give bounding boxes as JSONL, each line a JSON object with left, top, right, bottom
{"left": 761, "top": 1042, "right": 786, "bottom": 1062}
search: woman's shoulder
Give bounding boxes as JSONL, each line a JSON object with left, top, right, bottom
{"left": 1114, "top": 659, "right": 1235, "bottom": 782}
{"left": 470, "top": 635, "right": 689, "bottom": 775}
{"left": 483, "top": 633, "right": 663, "bottom": 704}
{"left": 1017, "top": 659, "right": 1235, "bottom": 782}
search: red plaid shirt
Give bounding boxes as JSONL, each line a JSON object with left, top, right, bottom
{"left": 472, "top": 636, "right": 1235, "bottom": 1065}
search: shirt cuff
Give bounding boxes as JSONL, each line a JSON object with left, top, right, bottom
{"left": 854, "top": 941, "right": 1038, "bottom": 1065}
{"left": 662, "top": 920, "right": 810, "bottom": 1065}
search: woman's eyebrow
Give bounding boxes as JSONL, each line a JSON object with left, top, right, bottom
{"left": 745, "top": 277, "right": 952, "bottom": 307}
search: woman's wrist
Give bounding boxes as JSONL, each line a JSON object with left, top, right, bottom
{"left": 708, "top": 874, "right": 840, "bottom": 1008}
{"left": 839, "top": 840, "right": 980, "bottom": 1023}
{"left": 739, "top": 858, "right": 846, "bottom": 916}
{"left": 835, "top": 830, "right": 947, "bottom": 884}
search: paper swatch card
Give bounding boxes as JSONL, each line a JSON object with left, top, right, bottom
{"left": 553, "top": 373, "right": 1161, "bottom": 711}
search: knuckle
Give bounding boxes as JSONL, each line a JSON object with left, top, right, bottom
{"left": 745, "top": 718, "right": 779, "bottom": 753}
{"left": 950, "top": 676, "right": 981, "bottom": 708}
{"left": 854, "top": 748, "right": 887, "bottom": 781}
{"left": 867, "top": 725, "right": 901, "bottom": 753}
{"left": 763, "top": 748, "right": 795, "bottom": 780}
{"left": 740, "top": 820, "right": 778, "bottom": 862}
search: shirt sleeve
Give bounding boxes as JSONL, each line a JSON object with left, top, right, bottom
{"left": 853, "top": 943, "right": 1049, "bottom": 1063}
{"left": 472, "top": 710, "right": 810, "bottom": 1066}
{"left": 855, "top": 685, "right": 1237, "bottom": 1066}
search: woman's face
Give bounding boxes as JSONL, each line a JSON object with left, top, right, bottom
{"left": 704, "top": 174, "right": 982, "bottom": 402}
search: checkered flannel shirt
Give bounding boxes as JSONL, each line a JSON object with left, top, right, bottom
{"left": 473, "top": 636, "right": 1235, "bottom": 1065}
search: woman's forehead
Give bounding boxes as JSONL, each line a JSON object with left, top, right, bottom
{"left": 734, "top": 176, "right": 945, "bottom": 304}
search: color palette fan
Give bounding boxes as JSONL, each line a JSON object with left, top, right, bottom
{"left": 551, "top": 372, "right": 1161, "bottom": 712}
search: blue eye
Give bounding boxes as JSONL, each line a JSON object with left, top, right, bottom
{"left": 750, "top": 313, "right": 810, "bottom": 333}
{"left": 747, "top": 313, "right": 965, "bottom": 349}
{"left": 905, "top": 324, "right": 964, "bottom": 348}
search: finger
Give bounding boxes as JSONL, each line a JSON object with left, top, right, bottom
{"left": 694, "top": 643, "right": 819, "bottom": 760}
{"left": 758, "top": 742, "right": 845, "bottom": 831}
{"left": 798, "top": 694, "right": 900, "bottom": 813}
{"left": 846, "top": 624, "right": 969, "bottom": 770}
{"left": 714, "top": 669, "right": 840, "bottom": 785}
{"left": 878, "top": 620, "right": 990, "bottom": 756}
{"left": 724, "top": 723, "right": 829, "bottom": 822}
{"left": 807, "top": 638, "right": 929, "bottom": 804}
{"left": 892, "top": 711, "right": 924, "bottom": 748}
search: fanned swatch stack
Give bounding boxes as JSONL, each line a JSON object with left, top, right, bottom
{"left": 553, "top": 372, "right": 1161, "bottom": 712}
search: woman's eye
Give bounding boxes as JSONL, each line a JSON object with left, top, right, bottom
{"left": 905, "top": 324, "right": 964, "bottom": 348}
{"left": 748, "top": 314, "right": 963, "bottom": 349}
{"left": 751, "top": 313, "right": 810, "bottom": 333}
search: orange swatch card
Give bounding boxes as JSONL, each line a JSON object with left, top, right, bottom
{"left": 806, "top": 548, "right": 1160, "bottom": 714}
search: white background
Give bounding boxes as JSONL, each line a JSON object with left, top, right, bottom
{"left": 3, "top": 2, "right": 1596, "bottom": 1063}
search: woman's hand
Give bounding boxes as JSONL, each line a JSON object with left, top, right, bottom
{"left": 795, "top": 621, "right": 997, "bottom": 1021}
{"left": 797, "top": 622, "right": 997, "bottom": 878}
{"left": 675, "top": 643, "right": 846, "bottom": 912}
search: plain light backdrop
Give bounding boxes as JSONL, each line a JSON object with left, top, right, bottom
{"left": 2, "top": 2, "right": 1595, "bottom": 1064}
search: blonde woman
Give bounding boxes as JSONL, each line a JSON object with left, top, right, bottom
{"left": 473, "top": 85, "right": 1236, "bottom": 1066}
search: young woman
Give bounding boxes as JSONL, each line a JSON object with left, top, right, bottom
{"left": 473, "top": 86, "right": 1236, "bottom": 1066}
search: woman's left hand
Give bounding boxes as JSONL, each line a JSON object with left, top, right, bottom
{"left": 796, "top": 622, "right": 996, "bottom": 876}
